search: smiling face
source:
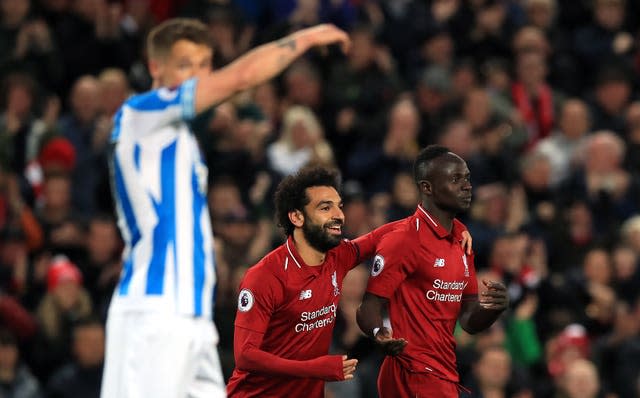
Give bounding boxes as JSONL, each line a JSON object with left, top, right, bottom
{"left": 299, "top": 186, "right": 345, "bottom": 252}
{"left": 422, "top": 153, "right": 472, "bottom": 213}
{"left": 149, "top": 39, "right": 213, "bottom": 88}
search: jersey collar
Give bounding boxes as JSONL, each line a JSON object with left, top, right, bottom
{"left": 285, "top": 236, "right": 304, "bottom": 269}
{"left": 415, "top": 205, "right": 465, "bottom": 241}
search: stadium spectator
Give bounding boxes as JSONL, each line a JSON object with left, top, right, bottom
{"left": 510, "top": 50, "right": 563, "bottom": 151}
{"left": 589, "top": 63, "right": 634, "bottom": 134}
{"left": 31, "top": 256, "right": 91, "bottom": 382}
{"left": 0, "top": 73, "right": 56, "bottom": 176}
{"left": 534, "top": 99, "right": 591, "bottom": 187}
{"left": 0, "top": 327, "right": 42, "bottom": 398}
{"left": 552, "top": 358, "right": 602, "bottom": 398}
{"left": 35, "top": 172, "right": 83, "bottom": 259}
{"left": 346, "top": 98, "right": 419, "bottom": 196}
{"left": 415, "top": 65, "right": 456, "bottom": 147}
{"left": 325, "top": 24, "right": 401, "bottom": 145}
{"left": 77, "top": 215, "right": 122, "bottom": 319}
{"left": 592, "top": 300, "right": 640, "bottom": 397}
{"left": 267, "top": 105, "right": 334, "bottom": 177}
{"left": 46, "top": 316, "right": 104, "bottom": 398}
{"left": 559, "top": 131, "right": 640, "bottom": 242}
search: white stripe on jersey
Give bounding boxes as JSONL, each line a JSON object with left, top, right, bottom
{"left": 109, "top": 79, "right": 216, "bottom": 319}
{"left": 285, "top": 241, "right": 302, "bottom": 268}
{"left": 418, "top": 205, "right": 438, "bottom": 227}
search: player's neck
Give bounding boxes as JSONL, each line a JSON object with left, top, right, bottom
{"left": 420, "top": 202, "right": 454, "bottom": 232}
{"left": 291, "top": 230, "right": 326, "bottom": 266}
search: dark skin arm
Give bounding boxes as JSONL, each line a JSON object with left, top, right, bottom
{"left": 459, "top": 279, "right": 509, "bottom": 334}
{"left": 356, "top": 292, "right": 407, "bottom": 356}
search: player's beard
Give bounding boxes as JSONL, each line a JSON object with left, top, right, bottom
{"left": 302, "top": 219, "right": 343, "bottom": 253}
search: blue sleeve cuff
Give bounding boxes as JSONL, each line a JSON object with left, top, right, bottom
{"left": 180, "top": 78, "right": 197, "bottom": 120}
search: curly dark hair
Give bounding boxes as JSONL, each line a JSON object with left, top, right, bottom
{"left": 274, "top": 166, "right": 341, "bottom": 236}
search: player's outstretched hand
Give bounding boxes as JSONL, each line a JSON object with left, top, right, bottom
{"left": 342, "top": 355, "right": 358, "bottom": 380}
{"left": 479, "top": 280, "right": 509, "bottom": 311}
{"left": 374, "top": 327, "right": 407, "bottom": 356}
{"left": 461, "top": 230, "right": 473, "bottom": 255}
{"left": 297, "top": 24, "right": 351, "bottom": 54}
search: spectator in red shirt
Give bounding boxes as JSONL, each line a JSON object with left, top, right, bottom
{"left": 356, "top": 145, "right": 508, "bottom": 398}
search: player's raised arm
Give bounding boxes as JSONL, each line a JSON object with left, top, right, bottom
{"left": 194, "top": 24, "right": 350, "bottom": 114}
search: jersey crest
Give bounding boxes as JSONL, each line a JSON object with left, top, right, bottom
{"left": 238, "top": 289, "right": 254, "bottom": 312}
{"left": 371, "top": 254, "right": 385, "bottom": 276}
{"left": 462, "top": 254, "right": 470, "bottom": 277}
{"left": 331, "top": 271, "right": 340, "bottom": 296}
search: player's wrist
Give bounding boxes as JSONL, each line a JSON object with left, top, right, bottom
{"left": 290, "top": 30, "right": 310, "bottom": 52}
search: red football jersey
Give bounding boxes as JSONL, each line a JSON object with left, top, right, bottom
{"left": 366, "top": 205, "right": 478, "bottom": 382}
{"left": 227, "top": 233, "right": 378, "bottom": 397}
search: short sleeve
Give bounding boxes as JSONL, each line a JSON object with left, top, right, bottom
{"left": 365, "top": 232, "right": 416, "bottom": 299}
{"left": 334, "top": 220, "right": 404, "bottom": 273}
{"left": 234, "top": 266, "right": 284, "bottom": 334}
{"left": 178, "top": 78, "right": 197, "bottom": 120}
{"left": 331, "top": 240, "right": 361, "bottom": 273}
{"left": 113, "top": 78, "right": 199, "bottom": 140}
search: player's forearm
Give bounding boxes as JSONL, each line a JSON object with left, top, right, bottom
{"left": 234, "top": 325, "right": 343, "bottom": 380}
{"left": 195, "top": 24, "right": 348, "bottom": 114}
{"left": 194, "top": 33, "right": 310, "bottom": 113}
{"left": 242, "top": 33, "right": 311, "bottom": 89}
{"left": 459, "top": 301, "right": 504, "bottom": 334}
{"left": 356, "top": 293, "right": 386, "bottom": 337}
{"left": 236, "top": 348, "right": 343, "bottom": 380}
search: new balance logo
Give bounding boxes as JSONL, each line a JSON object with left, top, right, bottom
{"left": 299, "top": 290, "right": 313, "bottom": 300}
{"left": 433, "top": 258, "right": 446, "bottom": 267}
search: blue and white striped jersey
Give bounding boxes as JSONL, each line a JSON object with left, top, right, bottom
{"left": 109, "top": 79, "right": 216, "bottom": 319}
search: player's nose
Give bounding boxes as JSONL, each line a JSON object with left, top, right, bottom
{"left": 332, "top": 207, "right": 345, "bottom": 222}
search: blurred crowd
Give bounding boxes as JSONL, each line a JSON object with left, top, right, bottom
{"left": 1, "top": 0, "right": 640, "bottom": 397}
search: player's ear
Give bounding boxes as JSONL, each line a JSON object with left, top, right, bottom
{"left": 420, "top": 180, "right": 433, "bottom": 195}
{"left": 288, "top": 209, "right": 304, "bottom": 228}
{"left": 148, "top": 57, "right": 163, "bottom": 83}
